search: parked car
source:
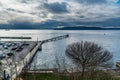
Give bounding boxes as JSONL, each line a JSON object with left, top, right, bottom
{"left": 7, "top": 53, "right": 14, "bottom": 57}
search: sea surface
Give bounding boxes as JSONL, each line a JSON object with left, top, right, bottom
{"left": 0, "top": 30, "right": 120, "bottom": 69}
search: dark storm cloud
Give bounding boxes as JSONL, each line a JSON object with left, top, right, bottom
{"left": 76, "top": 0, "right": 107, "bottom": 4}
{"left": 43, "top": 2, "right": 69, "bottom": 13}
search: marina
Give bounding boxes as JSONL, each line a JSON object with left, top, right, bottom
{"left": 0, "top": 41, "right": 39, "bottom": 80}
{"left": 0, "top": 34, "right": 69, "bottom": 80}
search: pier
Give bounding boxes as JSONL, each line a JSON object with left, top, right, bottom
{"left": 38, "top": 34, "right": 69, "bottom": 50}
{"left": 0, "top": 34, "right": 69, "bottom": 80}
{"left": 41, "top": 34, "right": 69, "bottom": 44}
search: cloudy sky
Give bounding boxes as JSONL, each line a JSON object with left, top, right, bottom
{"left": 0, "top": 0, "right": 120, "bottom": 29}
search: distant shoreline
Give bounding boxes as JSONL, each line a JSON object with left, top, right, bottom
{"left": 0, "top": 27, "right": 120, "bottom": 30}
{"left": 53, "top": 27, "right": 120, "bottom": 30}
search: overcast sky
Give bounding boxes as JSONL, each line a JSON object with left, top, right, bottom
{"left": 0, "top": 0, "right": 120, "bottom": 29}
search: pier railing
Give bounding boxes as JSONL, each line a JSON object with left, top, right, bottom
{"left": 37, "top": 34, "right": 69, "bottom": 51}
{"left": 41, "top": 34, "right": 69, "bottom": 45}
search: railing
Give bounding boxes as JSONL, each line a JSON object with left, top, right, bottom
{"left": 37, "top": 34, "right": 69, "bottom": 51}
{"left": 41, "top": 34, "right": 69, "bottom": 45}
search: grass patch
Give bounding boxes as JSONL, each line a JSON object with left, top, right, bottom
{"left": 20, "top": 72, "right": 120, "bottom": 80}
{"left": 21, "top": 73, "right": 62, "bottom": 80}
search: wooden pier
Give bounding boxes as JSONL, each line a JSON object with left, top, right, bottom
{"left": 41, "top": 34, "right": 69, "bottom": 44}
{"left": 38, "top": 34, "right": 69, "bottom": 50}
{"left": 30, "top": 34, "right": 69, "bottom": 63}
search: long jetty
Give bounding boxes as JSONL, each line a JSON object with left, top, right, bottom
{"left": 0, "top": 37, "right": 32, "bottom": 39}
{"left": 8, "top": 34, "right": 69, "bottom": 80}
{"left": 41, "top": 34, "right": 69, "bottom": 44}
{"left": 38, "top": 34, "right": 69, "bottom": 50}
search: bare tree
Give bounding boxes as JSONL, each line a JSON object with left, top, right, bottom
{"left": 65, "top": 41, "right": 113, "bottom": 79}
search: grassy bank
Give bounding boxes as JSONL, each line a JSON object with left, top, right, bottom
{"left": 20, "top": 73, "right": 69, "bottom": 80}
{"left": 20, "top": 72, "right": 120, "bottom": 80}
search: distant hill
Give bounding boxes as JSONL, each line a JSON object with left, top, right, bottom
{"left": 0, "top": 19, "right": 120, "bottom": 30}
{"left": 54, "top": 26, "right": 120, "bottom": 30}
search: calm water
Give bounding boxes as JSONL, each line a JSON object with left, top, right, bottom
{"left": 0, "top": 30, "right": 120, "bottom": 69}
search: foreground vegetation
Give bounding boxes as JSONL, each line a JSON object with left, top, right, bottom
{"left": 20, "top": 71, "right": 120, "bottom": 80}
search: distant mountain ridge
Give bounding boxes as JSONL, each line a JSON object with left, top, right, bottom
{"left": 54, "top": 26, "right": 120, "bottom": 30}
{"left": 0, "top": 19, "right": 120, "bottom": 30}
